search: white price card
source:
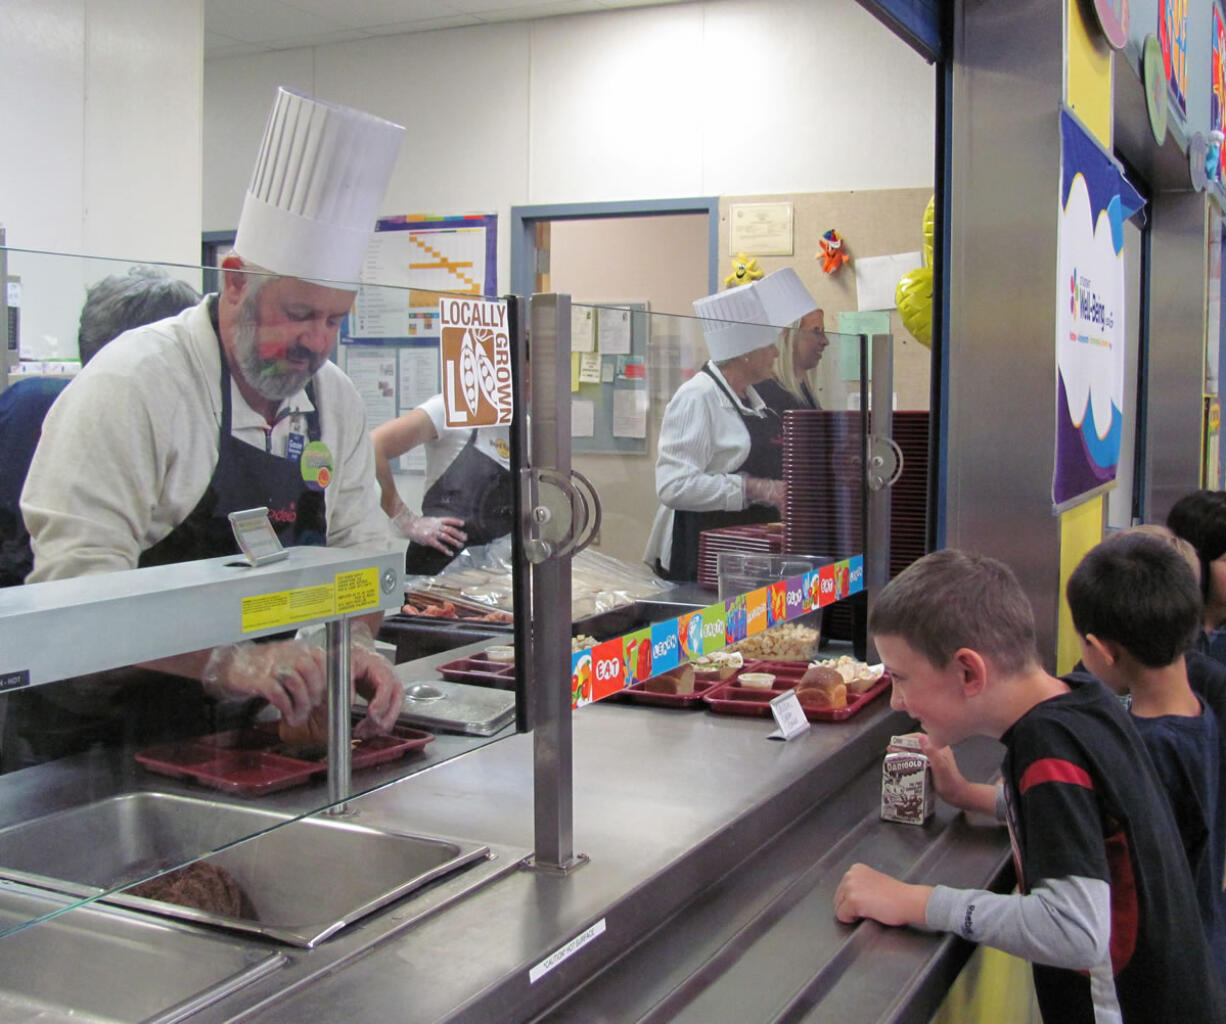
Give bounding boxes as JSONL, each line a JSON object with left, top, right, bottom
{"left": 767, "top": 690, "right": 810, "bottom": 741}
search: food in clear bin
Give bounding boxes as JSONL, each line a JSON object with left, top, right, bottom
{"left": 725, "top": 621, "right": 820, "bottom": 661}
{"left": 642, "top": 664, "right": 696, "bottom": 696}
{"left": 737, "top": 672, "right": 776, "bottom": 690}
{"left": 795, "top": 664, "right": 848, "bottom": 709}
{"left": 691, "top": 651, "right": 744, "bottom": 681}
{"left": 809, "top": 655, "right": 885, "bottom": 694}
{"left": 572, "top": 634, "right": 597, "bottom": 652}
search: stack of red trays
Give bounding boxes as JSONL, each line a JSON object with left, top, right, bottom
{"left": 696, "top": 523, "right": 782, "bottom": 591}
{"left": 781, "top": 409, "right": 930, "bottom": 641}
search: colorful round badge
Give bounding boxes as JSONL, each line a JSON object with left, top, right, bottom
{"left": 1090, "top": 0, "right": 1128, "bottom": 51}
{"left": 300, "top": 441, "right": 334, "bottom": 492}
{"left": 1143, "top": 34, "right": 1168, "bottom": 147}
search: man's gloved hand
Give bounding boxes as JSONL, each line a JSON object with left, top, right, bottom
{"left": 202, "top": 640, "right": 327, "bottom": 727}
{"left": 391, "top": 506, "right": 467, "bottom": 554}
{"left": 295, "top": 622, "right": 405, "bottom": 737}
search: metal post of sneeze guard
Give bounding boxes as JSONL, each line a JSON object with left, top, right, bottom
{"left": 325, "top": 617, "right": 352, "bottom": 814}
{"left": 524, "top": 293, "right": 586, "bottom": 874}
{"left": 864, "top": 333, "right": 897, "bottom": 662}
{"left": 227, "top": 507, "right": 289, "bottom": 566}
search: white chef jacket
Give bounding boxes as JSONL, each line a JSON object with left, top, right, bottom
{"left": 642, "top": 362, "right": 768, "bottom": 573}
{"left": 22, "top": 298, "right": 389, "bottom": 582}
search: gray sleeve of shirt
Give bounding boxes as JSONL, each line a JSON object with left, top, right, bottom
{"left": 994, "top": 784, "right": 1008, "bottom": 822}
{"left": 925, "top": 875, "right": 1110, "bottom": 969}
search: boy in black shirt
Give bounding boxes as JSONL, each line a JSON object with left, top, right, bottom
{"left": 835, "top": 549, "right": 1226, "bottom": 1023}
{"left": 1068, "top": 528, "right": 1226, "bottom": 986}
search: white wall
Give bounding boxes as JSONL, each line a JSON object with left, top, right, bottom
{"left": 1, "top": 0, "right": 203, "bottom": 359}
{"left": 204, "top": 0, "right": 935, "bottom": 289}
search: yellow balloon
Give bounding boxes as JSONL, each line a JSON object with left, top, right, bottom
{"left": 896, "top": 266, "right": 933, "bottom": 348}
{"left": 922, "top": 195, "right": 935, "bottom": 269}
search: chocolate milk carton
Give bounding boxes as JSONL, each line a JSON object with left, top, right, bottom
{"left": 881, "top": 734, "right": 934, "bottom": 825}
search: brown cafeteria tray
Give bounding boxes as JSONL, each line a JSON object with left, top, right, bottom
{"left": 616, "top": 676, "right": 725, "bottom": 709}
{"left": 135, "top": 723, "right": 434, "bottom": 797}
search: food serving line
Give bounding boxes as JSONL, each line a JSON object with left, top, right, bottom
{"left": 0, "top": 619, "right": 1010, "bottom": 1022}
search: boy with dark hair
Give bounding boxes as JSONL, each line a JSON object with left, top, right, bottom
{"left": 1067, "top": 529, "right": 1226, "bottom": 983}
{"left": 1168, "top": 489, "right": 1226, "bottom": 664}
{"left": 834, "top": 549, "right": 1226, "bottom": 1023}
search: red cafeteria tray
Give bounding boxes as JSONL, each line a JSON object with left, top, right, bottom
{"left": 702, "top": 666, "right": 891, "bottom": 722}
{"left": 616, "top": 676, "right": 726, "bottom": 709}
{"left": 438, "top": 653, "right": 516, "bottom": 685}
{"left": 135, "top": 723, "right": 434, "bottom": 797}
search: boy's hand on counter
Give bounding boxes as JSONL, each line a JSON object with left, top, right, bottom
{"left": 834, "top": 863, "right": 931, "bottom": 928}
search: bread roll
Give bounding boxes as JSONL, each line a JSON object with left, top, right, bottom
{"left": 278, "top": 703, "right": 329, "bottom": 755}
{"left": 797, "top": 683, "right": 847, "bottom": 709}
{"left": 642, "top": 664, "right": 696, "bottom": 695}
{"left": 799, "top": 664, "right": 844, "bottom": 690}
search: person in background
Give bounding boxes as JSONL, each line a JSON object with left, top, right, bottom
{"left": 371, "top": 392, "right": 513, "bottom": 577}
{"left": 834, "top": 549, "right": 1225, "bottom": 1023}
{"left": 14, "top": 88, "right": 406, "bottom": 767}
{"left": 755, "top": 306, "right": 829, "bottom": 413}
{"left": 0, "top": 266, "right": 200, "bottom": 588}
{"left": 644, "top": 276, "right": 785, "bottom": 582}
{"left": 1168, "top": 489, "right": 1226, "bottom": 665}
{"left": 1067, "top": 529, "right": 1226, "bottom": 985}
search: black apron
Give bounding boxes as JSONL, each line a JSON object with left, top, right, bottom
{"left": 665, "top": 364, "right": 783, "bottom": 582}
{"left": 4, "top": 298, "right": 329, "bottom": 770}
{"left": 405, "top": 429, "right": 514, "bottom": 576}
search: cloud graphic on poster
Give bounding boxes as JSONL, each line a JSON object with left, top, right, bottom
{"left": 1057, "top": 172, "right": 1124, "bottom": 471}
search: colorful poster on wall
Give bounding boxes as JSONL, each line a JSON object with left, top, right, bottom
{"left": 1053, "top": 111, "right": 1145, "bottom": 507}
{"left": 1161, "top": 0, "right": 1189, "bottom": 119}
{"left": 350, "top": 214, "right": 497, "bottom": 340}
{"left": 1215, "top": 3, "right": 1226, "bottom": 136}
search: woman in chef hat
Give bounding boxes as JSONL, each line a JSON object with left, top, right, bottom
{"left": 643, "top": 276, "right": 787, "bottom": 582}
{"left": 753, "top": 269, "right": 828, "bottom": 413}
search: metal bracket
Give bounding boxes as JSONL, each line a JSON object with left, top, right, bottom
{"left": 865, "top": 434, "right": 904, "bottom": 491}
{"left": 520, "top": 852, "right": 590, "bottom": 876}
{"left": 520, "top": 467, "right": 602, "bottom": 564}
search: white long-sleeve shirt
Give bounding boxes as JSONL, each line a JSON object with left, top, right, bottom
{"left": 22, "top": 299, "right": 389, "bottom": 581}
{"left": 642, "top": 363, "right": 768, "bottom": 573}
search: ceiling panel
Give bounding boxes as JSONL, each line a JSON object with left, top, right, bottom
{"left": 204, "top": 0, "right": 688, "bottom": 56}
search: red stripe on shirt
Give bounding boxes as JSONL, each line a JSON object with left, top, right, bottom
{"left": 1018, "top": 758, "right": 1094, "bottom": 795}
{"left": 1104, "top": 824, "right": 1139, "bottom": 973}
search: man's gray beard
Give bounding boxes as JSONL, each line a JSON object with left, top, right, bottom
{"left": 232, "top": 290, "right": 314, "bottom": 401}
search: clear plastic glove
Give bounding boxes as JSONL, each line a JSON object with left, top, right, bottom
{"left": 202, "top": 640, "right": 326, "bottom": 727}
{"left": 296, "top": 622, "right": 405, "bottom": 737}
{"left": 744, "top": 475, "right": 786, "bottom": 511}
{"left": 391, "top": 506, "right": 467, "bottom": 554}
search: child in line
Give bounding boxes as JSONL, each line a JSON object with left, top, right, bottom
{"left": 1168, "top": 489, "right": 1226, "bottom": 665}
{"left": 1067, "top": 529, "right": 1226, "bottom": 985}
{"left": 834, "top": 549, "right": 1226, "bottom": 1023}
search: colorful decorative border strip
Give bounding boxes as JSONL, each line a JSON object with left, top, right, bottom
{"left": 569, "top": 555, "right": 864, "bottom": 708}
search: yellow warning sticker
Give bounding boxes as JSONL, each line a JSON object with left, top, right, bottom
{"left": 241, "top": 583, "right": 336, "bottom": 633}
{"left": 336, "top": 568, "right": 380, "bottom": 614}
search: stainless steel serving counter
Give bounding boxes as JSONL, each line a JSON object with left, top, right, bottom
{"left": 0, "top": 664, "right": 1011, "bottom": 1024}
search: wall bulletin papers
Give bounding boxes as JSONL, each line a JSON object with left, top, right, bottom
{"left": 570, "top": 303, "right": 649, "bottom": 454}
{"left": 1053, "top": 110, "right": 1145, "bottom": 507}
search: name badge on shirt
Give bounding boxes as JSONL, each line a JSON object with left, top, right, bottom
{"left": 286, "top": 432, "right": 306, "bottom": 464}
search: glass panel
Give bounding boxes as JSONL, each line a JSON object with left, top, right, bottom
{"left": 552, "top": 300, "right": 874, "bottom": 710}
{"left": 0, "top": 246, "right": 523, "bottom": 939}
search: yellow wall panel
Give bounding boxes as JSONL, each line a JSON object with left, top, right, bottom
{"left": 1057, "top": 495, "right": 1104, "bottom": 674}
{"left": 1066, "top": 0, "right": 1112, "bottom": 147}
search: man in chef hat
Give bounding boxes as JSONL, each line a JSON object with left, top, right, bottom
{"left": 14, "top": 90, "right": 407, "bottom": 766}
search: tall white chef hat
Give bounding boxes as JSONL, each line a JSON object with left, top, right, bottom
{"left": 692, "top": 281, "right": 780, "bottom": 362}
{"left": 754, "top": 267, "right": 818, "bottom": 326}
{"left": 233, "top": 87, "right": 405, "bottom": 288}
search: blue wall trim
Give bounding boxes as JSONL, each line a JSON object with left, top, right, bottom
{"left": 854, "top": 0, "right": 943, "bottom": 64}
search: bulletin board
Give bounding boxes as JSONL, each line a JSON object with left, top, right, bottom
{"left": 570, "top": 301, "right": 649, "bottom": 454}
{"left": 718, "top": 189, "right": 933, "bottom": 410}
{"left": 340, "top": 213, "right": 496, "bottom": 467}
